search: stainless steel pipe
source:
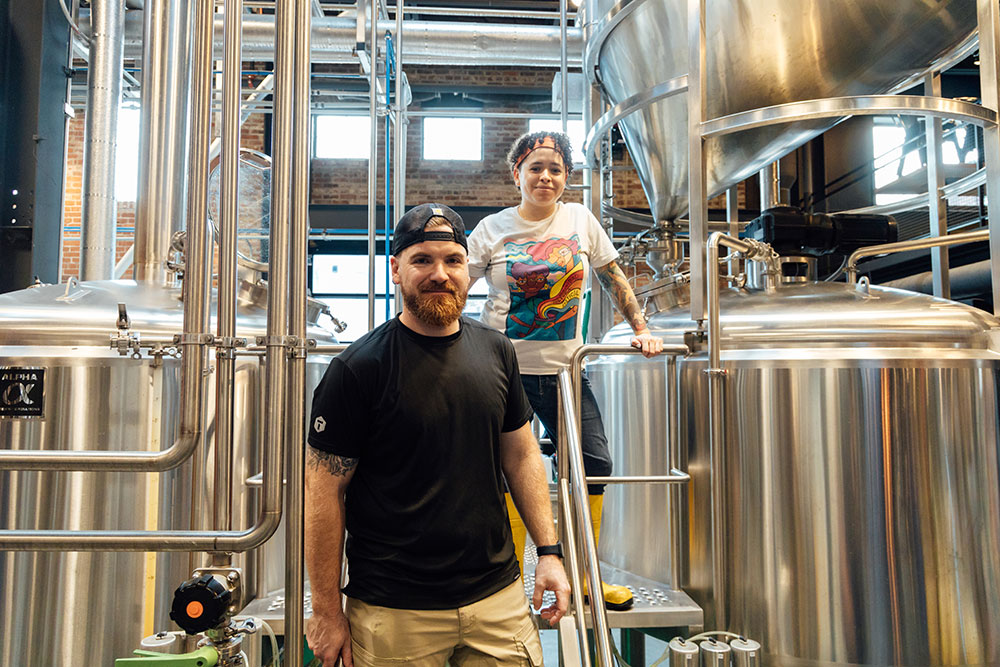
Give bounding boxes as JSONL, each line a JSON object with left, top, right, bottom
{"left": 367, "top": 0, "right": 378, "bottom": 332}
{"left": 568, "top": 344, "right": 690, "bottom": 445}
{"left": 0, "top": 0, "right": 205, "bottom": 475}
{"left": 560, "top": 0, "right": 568, "bottom": 133}
{"left": 705, "top": 231, "right": 776, "bottom": 629}
{"left": 758, "top": 161, "right": 781, "bottom": 210}
{"left": 977, "top": 0, "right": 1000, "bottom": 315}
{"left": 184, "top": 0, "right": 217, "bottom": 536}
{"left": 556, "top": 368, "right": 615, "bottom": 667}
{"left": 585, "top": 474, "right": 690, "bottom": 484}
{"left": 559, "top": 478, "right": 593, "bottom": 667}
{"left": 260, "top": 0, "right": 296, "bottom": 579}
{"left": 285, "top": 0, "right": 312, "bottom": 662}
{"left": 846, "top": 228, "right": 990, "bottom": 283}
{"left": 687, "top": 0, "right": 708, "bottom": 321}
{"left": 924, "top": 72, "right": 951, "bottom": 299}
{"left": 666, "top": 354, "right": 683, "bottom": 589}
{"left": 0, "top": 0, "right": 284, "bottom": 556}
{"left": 113, "top": 11, "right": 583, "bottom": 66}
{"left": 133, "top": 0, "right": 193, "bottom": 285}
{"left": 81, "top": 0, "right": 126, "bottom": 282}
{"left": 0, "top": 514, "right": 281, "bottom": 551}
{"left": 705, "top": 233, "right": 747, "bottom": 630}
{"left": 393, "top": 0, "right": 405, "bottom": 243}
{"left": 214, "top": 0, "right": 243, "bottom": 535}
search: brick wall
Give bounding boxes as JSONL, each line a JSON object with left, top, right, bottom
{"left": 61, "top": 112, "right": 268, "bottom": 279}
{"left": 60, "top": 65, "right": 740, "bottom": 278}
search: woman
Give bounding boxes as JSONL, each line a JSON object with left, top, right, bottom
{"left": 468, "top": 131, "right": 662, "bottom": 611}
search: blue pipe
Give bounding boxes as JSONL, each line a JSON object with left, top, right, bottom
{"left": 384, "top": 32, "right": 396, "bottom": 321}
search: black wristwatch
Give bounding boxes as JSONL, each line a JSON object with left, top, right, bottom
{"left": 535, "top": 542, "right": 564, "bottom": 559}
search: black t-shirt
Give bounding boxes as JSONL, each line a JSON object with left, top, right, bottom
{"left": 307, "top": 316, "right": 533, "bottom": 609}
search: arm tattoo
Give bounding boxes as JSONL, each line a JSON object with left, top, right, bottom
{"left": 594, "top": 261, "right": 647, "bottom": 333}
{"left": 307, "top": 447, "right": 359, "bottom": 477}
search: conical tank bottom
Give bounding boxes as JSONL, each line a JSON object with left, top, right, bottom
{"left": 591, "top": 0, "right": 978, "bottom": 221}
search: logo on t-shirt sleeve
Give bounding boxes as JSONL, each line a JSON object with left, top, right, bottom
{"left": 503, "top": 235, "right": 582, "bottom": 341}
{"left": 313, "top": 416, "right": 327, "bottom": 433}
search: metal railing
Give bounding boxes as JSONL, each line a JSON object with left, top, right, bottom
{"left": 0, "top": 0, "right": 311, "bottom": 565}
{"left": 556, "top": 343, "right": 691, "bottom": 666}
{"left": 846, "top": 228, "right": 991, "bottom": 283}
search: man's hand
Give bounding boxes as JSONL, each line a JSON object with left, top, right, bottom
{"left": 630, "top": 330, "right": 663, "bottom": 358}
{"left": 532, "top": 554, "right": 571, "bottom": 626}
{"left": 307, "top": 609, "right": 353, "bottom": 667}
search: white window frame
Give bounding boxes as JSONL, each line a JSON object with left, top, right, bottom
{"left": 313, "top": 114, "right": 373, "bottom": 160}
{"left": 422, "top": 117, "right": 483, "bottom": 161}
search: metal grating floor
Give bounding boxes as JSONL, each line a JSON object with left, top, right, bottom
{"left": 243, "top": 547, "right": 701, "bottom": 634}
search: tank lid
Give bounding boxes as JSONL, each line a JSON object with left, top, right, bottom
{"left": 0, "top": 280, "right": 337, "bottom": 347}
{"left": 602, "top": 282, "right": 999, "bottom": 351}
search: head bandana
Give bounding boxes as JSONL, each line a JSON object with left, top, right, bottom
{"left": 513, "top": 135, "right": 560, "bottom": 171}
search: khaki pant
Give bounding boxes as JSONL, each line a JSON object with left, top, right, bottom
{"left": 346, "top": 579, "right": 544, "bottom": 666}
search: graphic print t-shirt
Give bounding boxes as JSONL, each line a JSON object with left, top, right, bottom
{"left": 468, "top": 202, "right": 618, "bottom": 374}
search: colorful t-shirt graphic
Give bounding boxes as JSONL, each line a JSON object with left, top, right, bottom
{"left": 504, "top": 235, "right": 583, "bottom": 341}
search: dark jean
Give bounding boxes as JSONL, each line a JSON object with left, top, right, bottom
{"left": 520, "top": 373, "right": 612, "bottom": 495}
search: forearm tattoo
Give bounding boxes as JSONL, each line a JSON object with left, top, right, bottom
{"left": 595, "top": 261, "right": 647, "bottom": 334}
{"left": 307, "top": 447, "right": 359, "bottom": 477}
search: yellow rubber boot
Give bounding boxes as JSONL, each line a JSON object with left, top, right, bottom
{"left": 587, "top": 493, "right": 634, "bottom": 611}
{"left": 505, "top": 493, "right": 527, "bottom": 579}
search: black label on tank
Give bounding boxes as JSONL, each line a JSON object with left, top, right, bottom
{"left": 0, "top": 367, "right": 45, "bottom": 418}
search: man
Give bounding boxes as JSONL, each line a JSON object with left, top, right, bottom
{"left": 306, "top": 203, "right": 570, "bottom": 667}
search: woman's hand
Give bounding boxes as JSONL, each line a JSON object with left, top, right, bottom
{"left": 630, "top": 330, "right": 663, "bottom": 358}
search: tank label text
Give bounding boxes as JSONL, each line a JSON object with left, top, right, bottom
{"left": 0, "top": 367, "right": 45, "bottom": 418}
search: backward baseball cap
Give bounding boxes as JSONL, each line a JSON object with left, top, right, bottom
{"left": 391, "top": 203, "right": 468, "bottom": 256}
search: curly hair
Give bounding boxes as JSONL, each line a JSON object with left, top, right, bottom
{"left": 506, "top": 130, "right": 575, "bottom": 178}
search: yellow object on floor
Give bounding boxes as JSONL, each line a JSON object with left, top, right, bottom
{"left": 587, "top": 493, "right": 634, "bottom": 611}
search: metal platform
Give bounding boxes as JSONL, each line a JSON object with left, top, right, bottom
{"left": 241, "top": 550, "right": 701, "bottom": 634}
{"left": 521, "top": 546, "right": 702, "bottom": 630}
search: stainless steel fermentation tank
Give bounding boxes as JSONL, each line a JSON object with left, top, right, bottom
{"left": 0, "top": 280, "right": 334, "bottom": 664}
{"left": 589, "top": 282, "right": 1000, "bottom": 665}
{"left": 585, "top": 0, "right": 979, "bottom": 221}
{"left": 582, "top": 2, "right": 1000, "bottom": 663}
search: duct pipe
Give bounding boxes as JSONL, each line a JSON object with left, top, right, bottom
{"left": 81, "top": 0, "right": 126, "bottom": 281}
{"left": 214, "top": 0, "right": 243, "bottom": 536}
{"left": 285, "top": 0, "right": 312, "bottom": 663}
{"left": 111, "top": 11, "right": 582, "bottom": 66}
{"left": 133, "top": 0, "right": 194, "bottom": 284}
{"left": 846, "top": 229, "right": 990, "bottom": 283}
{"left": 759, "top": 161, "right": 781, "bottom": 210}
{"left": 884, "top": 259, "right": 992, "bottom": 297}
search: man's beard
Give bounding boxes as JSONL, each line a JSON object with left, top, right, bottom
{"left": 402, "top": 281, "right": 468, "bottom": 327}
